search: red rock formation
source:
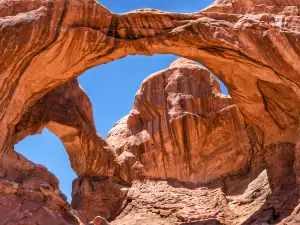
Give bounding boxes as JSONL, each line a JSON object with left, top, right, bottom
{"left": 105, "top": 59, "right": 300, "bottom": 225}
{"left": 109, "top": 142, "right": 299, "bottom": 225}
{"left": 12, "top": 78, "right": 123, "bottom": 224}
{"left": 1, "top": 0, "right": 299, "bottom": 156}
{"left": 107, "top": 58, "right": 250, "bottom": 184}
{"left": 14, "top": 79, "right": 117, "bottom": 177}
{"left": 0, "top": 150, "right": 82, "bottom": 225}
{"left": 1, "top": 78, "right": 113, "bottom": 224}
{"left": 0, "top": 0, "right": 299, "bottom": 224}
{"left": 72, "top": 177, "right": 129, "bottom": 223}
{"left": 89, "top": 216, "right": 109, "bottom": 225}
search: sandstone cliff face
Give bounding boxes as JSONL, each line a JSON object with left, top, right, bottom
{"left": 0, "top": 0, "right": 300, "bottom": 224}
{"left": 105, "top": 59, "right": 300, "bottom": 225}
{"left": 107, "top": 58, "right": 251, "bottom": 184}
{"left": 12, "top": 79, "right": 124, "bottom": 224}
{"left": 109, "top": 143, "right": 298, "bottom": 225}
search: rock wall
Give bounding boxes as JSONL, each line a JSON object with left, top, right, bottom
{"left": 0, "top": 0, "right": 300, "bottom": 224}
{"left": 0, "top": 149, "right": 82, "bottom": 225}
{"left": 107, "top": 58, "right": 251, "bottom": 184}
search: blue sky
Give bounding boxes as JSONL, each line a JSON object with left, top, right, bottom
{"left": 15, "top": 0, "right": 222, "bottom": 202}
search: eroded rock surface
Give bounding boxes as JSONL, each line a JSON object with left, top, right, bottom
{"left": 104, "top": 60, "right": 300, "bottom": 224}
{"left": 1, "top": 0, "right": 299, "bottom": 157}
{"left": 72, "top": 177, "right": 129, "bottom": 223}
{"left": 107, "top": 58, "right": 250, "bottom": 184}
{"left": 14, "top": 79, "right": 117, "bottom": 177}
{"left": 0, "top": 0, "right": 300, "bottom": 224}
{"left": 0, "top": 150, "right": 82, "bottom": 225}
{"left": 109, "top": 142, "right": 299, "bottom": 225}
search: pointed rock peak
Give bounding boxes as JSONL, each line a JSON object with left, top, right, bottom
{"left": 168, "top": 58, "right": 196, "bottom": 68}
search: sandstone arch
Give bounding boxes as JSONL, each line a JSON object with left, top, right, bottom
{"left": 13, "top": 79, "right": 117, "bottom": 177}
{"left": 1, "top": 0, "right": 299, "bottom": 157}
{"left": 1, "top": 0, "right": 300, "bottom": 224}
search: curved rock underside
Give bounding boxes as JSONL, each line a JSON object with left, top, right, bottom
{"left": 1, "top": 0, "right": 300, "bottom": 224}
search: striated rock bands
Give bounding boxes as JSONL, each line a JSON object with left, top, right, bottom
{"left": 107, "top": 58, "right": 251, "bottom": 184}
{"left": 14, "top": 79, "right": 117, "bottom": 177}
{"left": 0, "top": 0, "right": 300, "bottom": 224}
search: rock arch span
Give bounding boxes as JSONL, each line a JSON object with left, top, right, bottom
{"left": 1, "top": 0, "right": 300, "bottom": 224}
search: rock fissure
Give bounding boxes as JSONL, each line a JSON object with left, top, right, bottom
{"left": 256, "top": 80, "right": 285, "bottom": 130}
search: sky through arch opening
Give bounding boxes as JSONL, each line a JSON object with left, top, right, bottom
{"left": 13, "top": 0, "right": 228, "bottom": 203}
{"left": 14, "top": 54, "right": 229, "bottom": 202}
{"left": 14, "top": 128, "right": 76, "bottom": 202}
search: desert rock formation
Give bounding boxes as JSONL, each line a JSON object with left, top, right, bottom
{"left": 105, "top": 59, "right": 299, "bottom": 225}
{"left": 107, "top": 58, "right": 250, "bottom": 184}
{"left": 0, "top": 0, "right": 300, "bottom": 224}
{"left": 14, "top": 79, "right": 116, "bottom": 177}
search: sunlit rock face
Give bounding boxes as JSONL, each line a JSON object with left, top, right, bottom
{"left": 14, "top": 79, "right": 117, "bottom": 178}
{"left": 0, "top": 149, "right": 82, "bottom": 225}
{"left": 107, "top": 58, "right": 251, "bottom": 184}
{"left": 1, "top": 0, "right": 299, "bottom": 157}
{"left": 3, "top": 78, "right": 118, "bottom": 225}
{"left": 1, "top": 0, "right": 300, "bottom": 224}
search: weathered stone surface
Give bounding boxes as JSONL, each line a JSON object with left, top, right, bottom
{"left": 89, "top": 216, "right": 109, "bottom": 225}
{"left": 10, "top": 78, "right": 123, "bottom": 224}
{"left": 107, "top": 58, "right": 250, "bottom": 184}
{"left": 111, "top": 179, "right": 231, "bottom": 225}
{"left": 14, "top": 78, "right": 117, "bottom": 177}
{"left": 0, "top": 0, "right": 300, "bottom": 224}
{"left": 0, "top": 0, "right": 299, "bottom": 158}
{"left": 72, "top": 176, "right": 129, "bottom": 223}
{"left": 0, "top": 150, "right": 82, "bottom": 225}
{"left": 110, "top": 141, "right": 299, "bottom": 225}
